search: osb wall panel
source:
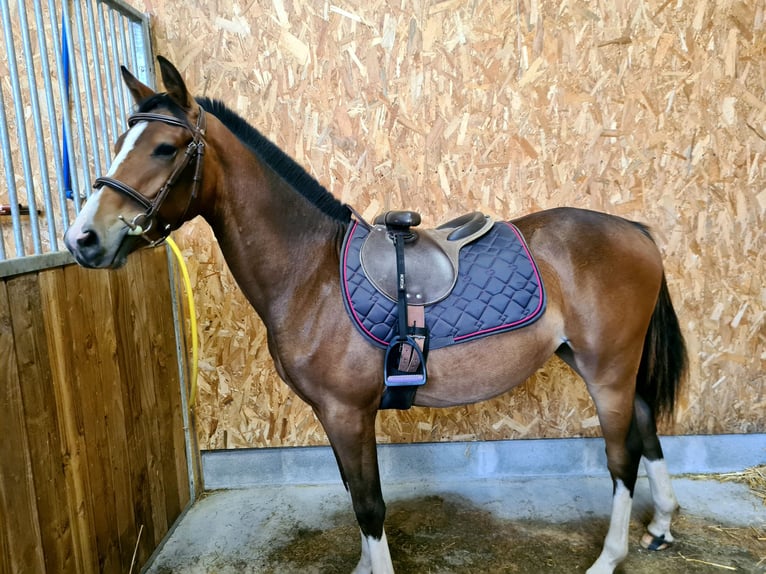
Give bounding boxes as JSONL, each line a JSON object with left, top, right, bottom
{"left": 0, "top": 247, "right": 189, "bottom": 573}
{"left": 131, "top": 0, "right": 764, "bottom": 449}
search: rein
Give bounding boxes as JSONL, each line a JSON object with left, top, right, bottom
{"left": 93, "top": 107, "right": 207, "bottom": 246}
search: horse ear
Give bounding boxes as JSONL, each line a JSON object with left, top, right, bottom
{"left": 121, "top": 65, "right": 155, "bottom": 104}
{"left": 157, "top": 55, "right": 194, "bottom": 110}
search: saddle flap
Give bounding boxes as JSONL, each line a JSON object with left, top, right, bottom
{"left": 359, "top": 212, "right": 494, "bottom": 305}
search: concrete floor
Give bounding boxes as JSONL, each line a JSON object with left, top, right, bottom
{"left": 144, "top": 436, "right": 765, "bottom": 573}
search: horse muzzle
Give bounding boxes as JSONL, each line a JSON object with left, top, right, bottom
{"left": 64, "top": 224, "right": 137, "bottom": 269}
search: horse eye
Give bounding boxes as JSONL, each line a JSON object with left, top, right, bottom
{"left": 153, "top": 143, "right": 177, "bottom": 159}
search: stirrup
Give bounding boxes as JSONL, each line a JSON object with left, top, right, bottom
{"left": 384, "top": 336, "right": 427, "bottom": 387}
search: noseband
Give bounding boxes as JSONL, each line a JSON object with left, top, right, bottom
{"left": 93, "top": 106, "right": 206, "bottom": 246}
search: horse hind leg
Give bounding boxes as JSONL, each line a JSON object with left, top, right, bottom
{"left": 578, "top": 371, "right": 678, "bottom": 573}
{"left": 560, "top": 355, "right": 645, "bottom": 574}
{"left": 557, "top": 341, "right": 642, "bottom": 572}
{"left": 634, "top": 395, "right": 678, "bottom": 551}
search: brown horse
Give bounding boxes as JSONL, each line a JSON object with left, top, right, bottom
{"left": 64, "top": 57, "right": 687, "bottom": 574}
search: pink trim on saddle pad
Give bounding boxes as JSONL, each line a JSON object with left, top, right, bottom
{"left": 342, "top": 221, "right": 390, "bottom": 346}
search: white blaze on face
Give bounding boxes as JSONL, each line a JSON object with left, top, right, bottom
{"left": 67, "top": 122, "right": 148, "bottom": 241}
{"left": 105, "top": 121, "right": 148, "bottom": 177}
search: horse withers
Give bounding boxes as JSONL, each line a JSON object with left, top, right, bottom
{"left": 64, "top": 56, "right": 687, "bottom": 574}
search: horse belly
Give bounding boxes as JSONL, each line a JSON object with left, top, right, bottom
{"left": 411, "top": 313, "right": 562, "bottom": 408}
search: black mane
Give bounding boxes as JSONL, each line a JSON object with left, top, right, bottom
{"left": 133, "top": 93, "right": 351, "bottom": 222}
{"left": 196, "top": 97, "right": 351, "bottom": 223}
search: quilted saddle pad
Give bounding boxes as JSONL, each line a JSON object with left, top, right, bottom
{"left": 341, "top": 220, "right": 546, "bottom": 350}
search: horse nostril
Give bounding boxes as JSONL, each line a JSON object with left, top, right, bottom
{"left": 76, "top": 229, "right": 99, "bottom": 249}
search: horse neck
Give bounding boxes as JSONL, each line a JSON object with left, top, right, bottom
{"left": 201, "top": 133, "right": 346, "bottom": 323}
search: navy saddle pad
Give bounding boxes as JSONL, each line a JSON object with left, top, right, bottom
{"left": 341, "top": 220, "right": 546, "bottom": 350}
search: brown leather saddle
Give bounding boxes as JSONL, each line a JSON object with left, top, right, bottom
{"left": 358, "top": 210, "right": 494, "bottom": 408}
{"left": 360, "top": 211, "right": 494, "bottom": 305}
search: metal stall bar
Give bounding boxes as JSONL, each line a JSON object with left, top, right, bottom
{"left": 136, "top": 6, "right": 153, "bottom": 84}
{"left": 0, "top": 84, "right": 19, "bottom": 258}
{"left": 103, "top": 0, "right": 150, "bottom": 81}
{"left": 114, "top": 10, "right": 133, "bottom": 119}
{"left": 106, "top": 8, "right": 130, "bottom": 129}
{"left": 1, "top": 0, "right": 42, "bottom": 255}
{"left": 84, "top": 0, "right": 114, "bottom": 171}
{"left": 17, "top": 0, "right": 58, "bottom": 251}
{"left": 94, "top": 1, "right": 121, "bottom": 142}
{"left": 125, "top": 15, "right": 140, "bottom": 76}
{"left": 71, "top": 0, "right": 105, "bottom": 177}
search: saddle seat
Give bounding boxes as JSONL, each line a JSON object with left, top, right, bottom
{"left": 360, "top": 210, "right": 494, "bottom": 305}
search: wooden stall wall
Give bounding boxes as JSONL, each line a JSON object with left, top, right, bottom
{"left": 132, "top": 0, "right": 764, "bottom": 448}
{"left": 0, "top": 247, "right": 190, "bottom": 574}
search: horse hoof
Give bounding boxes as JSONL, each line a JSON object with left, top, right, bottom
{"left": 640, "top": 531, "right": 672, "bottom": 551}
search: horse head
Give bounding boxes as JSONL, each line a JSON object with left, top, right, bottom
{"left": 64, "top": 57, "right": 207, "bottom": 268}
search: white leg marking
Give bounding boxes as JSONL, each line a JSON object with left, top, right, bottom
{"left": 351, "top": 530, "right": 371, "bottom": 574}
{"left": 643, "top": 458, "right": 677, "bottom": 545}
{"left": 352, "top": 529, "right": 394, "bottom": 574}
{"left": 587, "top": 480, "right": 632, "bottom": 574}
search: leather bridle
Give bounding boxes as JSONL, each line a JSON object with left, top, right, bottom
{"left": 93, "top": 106, "right": 207, "bottom": 246}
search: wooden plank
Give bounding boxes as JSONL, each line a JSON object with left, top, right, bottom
{"left": 6, "top": 274, "right": 76, "bottom": 573}
{"left": 0, "top": 281, "right": 46, "bottom": 572}
{"left": 0, "top": 285, "right": 10, "bottom": 574}
{"left": 107, "top": 255, "right": 163, "bottom": 565}
{"left": 40, "top": 253, "right": 188, "bottom": 572}
{"left": 141, "top": 248, "right": 189, "bottom": 521}
{"left": 0, "top": 491, "right": 10, "bottom": 574}
{"left": 39, "top": 268, "right": 97, "bottom": 574}
{"left": 135, "top": 248, "right": 181, "bottom": 538}
{"left": 0, "top": 288, "right": 16, "bottom": 574}
{"left": 114, "top": 251, "right": 170, "bottom": 547}
{"left": 60, "top": 265, "right": 122, "bottom": 573}
{"left": 79, "top": 266, "right": 136, "bottom": 572}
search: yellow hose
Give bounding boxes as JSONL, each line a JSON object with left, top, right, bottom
{"left": 166, "top": 237, "right": 199, "bottom": 407}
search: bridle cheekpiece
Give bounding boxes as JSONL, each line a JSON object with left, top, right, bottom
{"left": 93, "top": 105, "right": 207, "bottom": 246}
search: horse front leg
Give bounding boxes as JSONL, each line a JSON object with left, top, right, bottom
{"left": 315, "top": 404, "right": 394, "bottom": 574}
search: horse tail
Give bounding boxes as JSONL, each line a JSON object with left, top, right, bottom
{"left": 636, "top": 272, "right": 688, "bottom": 421}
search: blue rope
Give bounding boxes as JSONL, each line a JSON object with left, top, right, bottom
{"left": 61, "top": 11, "right": 72, "bottom": 200}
